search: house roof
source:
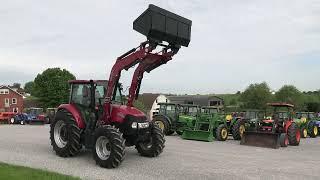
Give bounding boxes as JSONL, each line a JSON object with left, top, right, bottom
{"left": 167, "top": 95, "right": 224, "bottom": 106}
{"left": 137, "top": 93, "right": 161, "bottom": 110}
{"left": 0, "top": 85, "right": 24, "bottom": 97}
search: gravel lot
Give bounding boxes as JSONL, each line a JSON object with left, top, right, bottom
{"left": 0, "top": 125, "right": 319, "bottom": 180}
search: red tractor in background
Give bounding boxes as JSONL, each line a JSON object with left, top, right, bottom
{"left": 50, "top": 4, "right": 192, "bottom": 168}
{"left": 241, "top": 103, "right": 300, "bottom": 149}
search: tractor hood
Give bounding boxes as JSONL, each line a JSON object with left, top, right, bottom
{"left": 111, "top": 104, "right": 147, "bottom": 123}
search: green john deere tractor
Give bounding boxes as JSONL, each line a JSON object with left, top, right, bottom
{"left": 182, "top": 106, "right": 231, "bottom": 142}
{"left": 233, "top": 110, "right": 265, "bottom": 140}
{"left": 294, "top": 112, "right": 318, "bottom": 138}
{"left": 152, "top": 103, "right": 198, "bottom": 135}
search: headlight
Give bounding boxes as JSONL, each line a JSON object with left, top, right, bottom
{"left": 138, "top": 122, "right": 149, "bottom": 129}
{"left": 131, "top": 122, "right": 138, "bottom": 129}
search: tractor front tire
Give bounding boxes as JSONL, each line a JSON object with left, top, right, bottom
{"left": 50, "top": 109, "right": 82, "bottom": 157}
{"left": 288, "top": 123, "right": 300, "bottom": 146}
{"left": 93, "top": 126, "right": 125, "bottom": 168}
{"left": 136, "top": 125, "right": 165, "bottom": 157}
{"left": 279, "top": 133, "right": 288, "bottom": 147}
{"left": 216, "top": 124, "right": 228, "bottom": 141}
{"left": 307, "top": 121, "right": 318, "bottom": 138}
{"left": 232, "top": 119, "right": 245, "bottom": 140}
{"left": 153, "top": 116, "right": 171, "bottom": 135}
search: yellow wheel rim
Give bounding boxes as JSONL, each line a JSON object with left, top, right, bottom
{"left": 155, "top": 121, "right": 165, "bottom": 132}
{"left": 239, "top": 125, "right": 245, "bottom": 137}
{"left": 303, "top": 129, "right": 308, "bottom": 138}
{"left": 221, "top": 128, "right": 228, "bottom": 139}
{"left": 314, "top": 126, "right": 318, "bottom": 136}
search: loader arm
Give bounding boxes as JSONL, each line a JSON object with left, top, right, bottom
{"left": 127, "top": 49, "right": 175, "bottom": 107}
{"left": 103, "top": 41, "right": 177, "bottom": 121}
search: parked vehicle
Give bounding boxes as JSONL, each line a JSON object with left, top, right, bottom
{"left": 152, "top": 103, "right": 198, "bottom": 135}
{"left": 9, "top": 113, "right": 28, "bottom": 125}
{"left": 0, "top": 112, "right": 16, "bottom": 124}
{"left": 182, "top": 106, "right": 231, "bottom": 142}
{"left": 25, "top": 108, "right": 48, "bottom": 124}
{"left": 294, "top": 112, "right": 318, "bottom": 138}
{"left": 241, "top": 103, "right": 300, "bottom": 149}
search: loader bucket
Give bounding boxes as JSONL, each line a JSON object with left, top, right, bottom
{"left": 133, "top": 4, "right": 192, "bottom": 47}
{"left": 240, "top": 131, "right": 280, "bottom": 149}
{"left": 182, "top": 130, "right": 214, "bottom": 142}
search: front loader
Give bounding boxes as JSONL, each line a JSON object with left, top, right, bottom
{"left": 49, "top": 4, "right": 192, "bottom": 168}
{"left": 241, "top": 103, "right": 300, "bottom": 149}
{"left": 182, "top": 107, "right": 229, "bottom": 142}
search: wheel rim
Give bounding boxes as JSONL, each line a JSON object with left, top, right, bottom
{"left": 54, "top": 120, "right": 68, "bottom": 148}
{"left": 303, "top": 129, "right": 308, "bottom": 138}
{"left": 239, "top": 125, "right": 245, "bottom": 137}
{"left": 95, "top": 136, "right": 111, "bottom": 161}
{"left": 314, "top": 126, "right": 318, "bottom": 135}
{"left": 155, "top": 121, "right": 165, "bottom": 132}
{"left": 20, "top": 121, "right": 24, "bottom": 125}
{"left": 221, "top": 128, "right": 228, "bottom": 139}
{"left": 10, "top": 118, "right": 14, "bottom": 123}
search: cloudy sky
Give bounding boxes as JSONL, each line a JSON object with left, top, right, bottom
{"left": 1, "top": 0, "right": 319, "bottom": 94}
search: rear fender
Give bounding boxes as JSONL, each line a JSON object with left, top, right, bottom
{"left": 153, "top": 114, "right": 172, "bottom": 125}
{"left": 58, "top": 104, "right": 85, "bottom": 129}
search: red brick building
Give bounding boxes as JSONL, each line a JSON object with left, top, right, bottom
{"left": 0, "top": 85, "right": 24, "bottom": 113}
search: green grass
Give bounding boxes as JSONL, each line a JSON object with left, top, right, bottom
{"left": 0, "top": 162, "right": 80, "bottom": 180}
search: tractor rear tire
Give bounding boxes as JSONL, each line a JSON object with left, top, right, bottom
{"left": 300, "top": 127, "right": 307, "bottom": 138}
{"left": 216, "top": 124, "right": 228, "bottom": 141}
{"left": 50, "top": 109, "right": 82, "bottom": 157}
{"left": 279, "top": 133, "right": 288, "bottom": 147}
{"left": 92, "top": 126, "right": 125, "bottom": 169}
{"left": 288, "top": 123, "right": 300, "bottom": 146}
{"left": 307, "top": 121, "right": 318, "bottom": 138}
{"left": 153, "top": 116, "right": 171, "bottom": 135}
{"left": 136, "top": 125, "right": 165, "bottom": 157}
{"left": 232, "top": 119, "right": 245, "bottom": 140}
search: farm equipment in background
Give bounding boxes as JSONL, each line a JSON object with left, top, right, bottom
{"left": 232, "top": 110, "right": 265, "bottom": 140}
{"left": 9, "top": 113, "right": 29, "bottom": 125}
{"left": 294, "top": 112, "right": 318, "bottom": 138}
{"left": 46, "top": 108, "right": 57, "bottom": 124}
{"left": 182, "top": 106, "right": 230, "bottom": 142}
{"left": 152, "top": 103, "right": 198, "bottom": 135}
{"left": 49, "top": 4, "right": 192, "bottom": 168}
{"left": 24, "top": 108, "right": 49, "bottom": 124}
{"left": 0, "top": 112, "right": 16, "bottom": 124}
{"left": 241, "top": 103, "right": 300, "bottom": 149}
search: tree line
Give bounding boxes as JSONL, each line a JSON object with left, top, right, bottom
{"left": 226, "top": 82, "right": 320, "bottom": 112}
{"left": 22, "top": 68, "right": 320, "bottom": 112}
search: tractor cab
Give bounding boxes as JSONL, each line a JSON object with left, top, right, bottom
{"left": 262, "top": 103, "right": 294, "bottom": 125}
{"left": 158, "top": 102, "right": 179, "bottom": 121}
{"left": 69, "top": 80, "right": 122, "bottom": 107}
{"left": 68, "top": 80, "right": 124, "bottom": 124}
{"left": 179, "top": 104, "right": 199, "bottom": 116}
{"left": 201, "top": 106, "right": 220, "bottom": 115}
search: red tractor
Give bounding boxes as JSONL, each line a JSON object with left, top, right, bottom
{"left": 49, "top": 4, "right": 192, "bottom": 168}
{"left": 241, "top": 103, "right": 301, "bottom": 148}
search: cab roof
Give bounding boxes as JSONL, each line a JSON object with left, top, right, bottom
{"left": 69, "top": 80, "right": 108, "bottom": 84}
